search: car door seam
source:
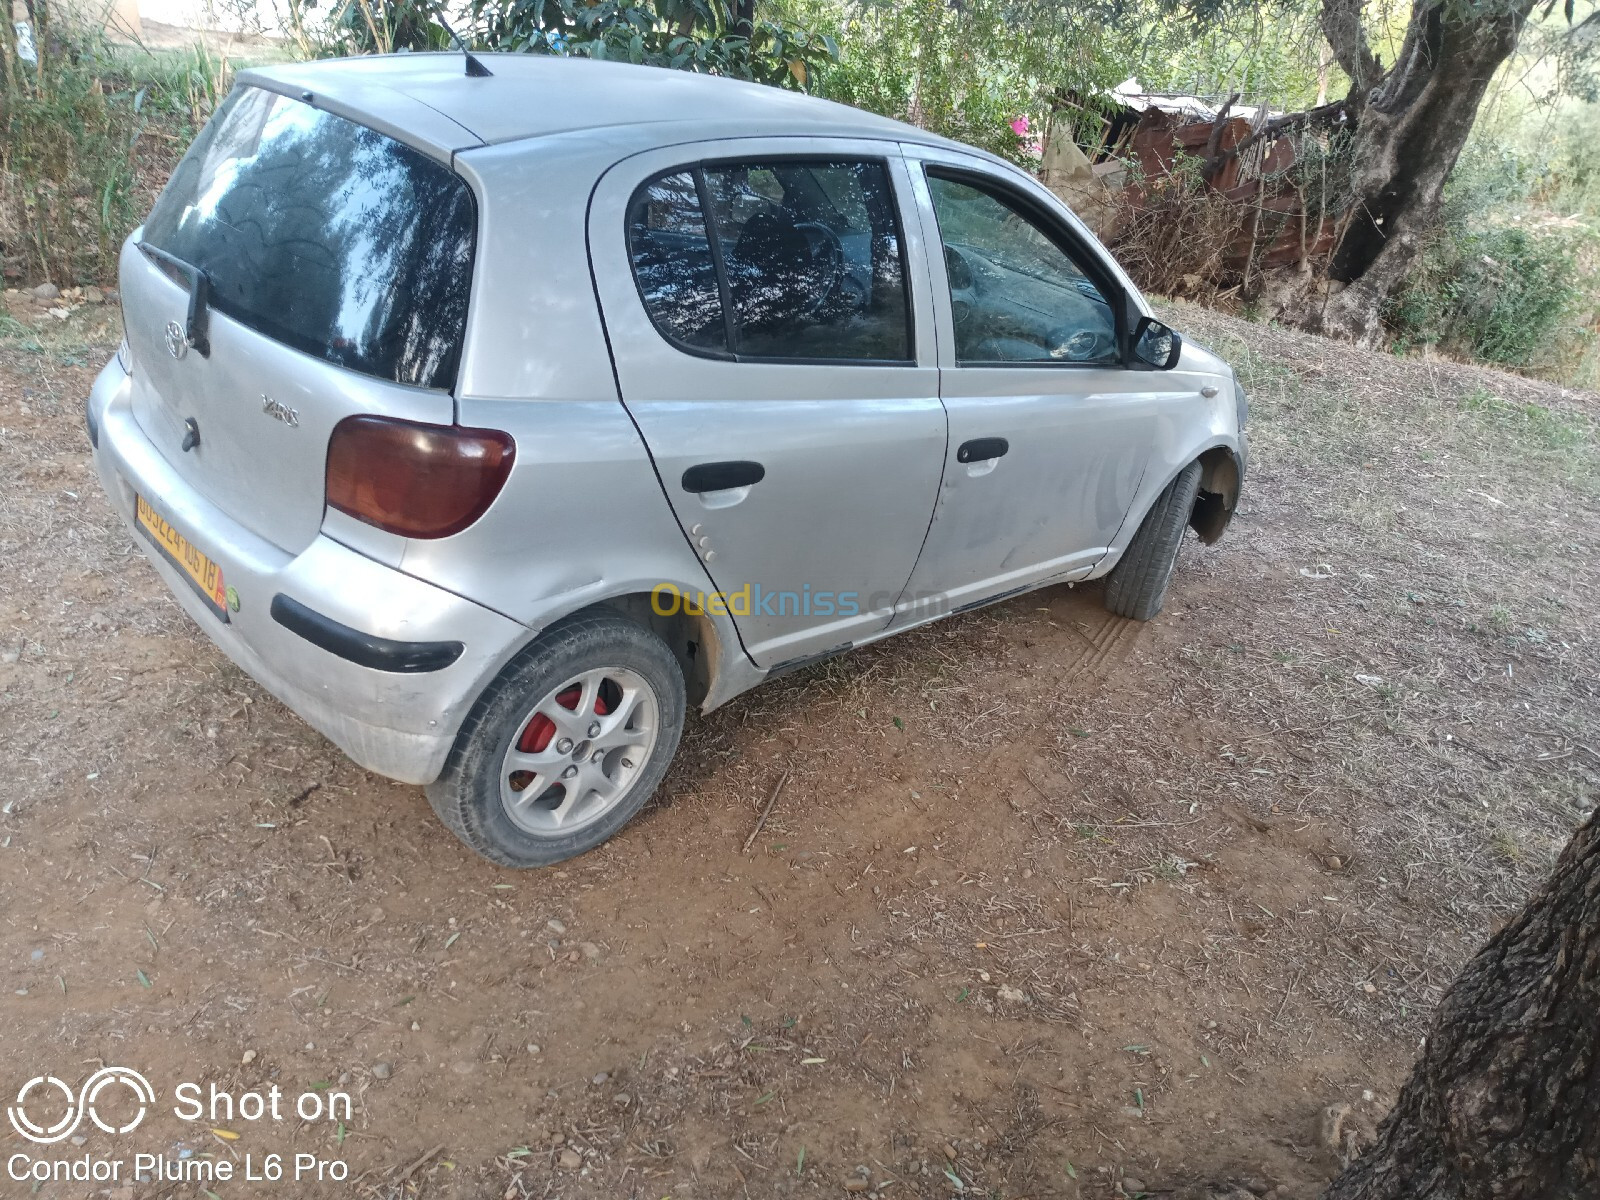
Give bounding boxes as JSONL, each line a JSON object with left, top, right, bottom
{"left": 885, "top": 146, "right": 950, "bottom": 623}
{"left": 580, "top": 161, "right": 757, "bottom": 663}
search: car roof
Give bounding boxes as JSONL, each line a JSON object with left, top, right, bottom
{"left": 238, "top": 52, "right": 967, "bottom": 156}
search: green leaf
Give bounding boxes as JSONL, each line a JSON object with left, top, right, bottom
{"left": 136, "top": 969, "right": 151, "bottom": 988}
{"left": 1065, "top": 1161, "right": 1078, "bottom": 1179}
{"left": 796, "top": 1145, "right": 806, "bottom": 1175}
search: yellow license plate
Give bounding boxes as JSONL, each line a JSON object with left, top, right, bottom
{"left": 136, "top": 495, "right": 229, "bottom": 621}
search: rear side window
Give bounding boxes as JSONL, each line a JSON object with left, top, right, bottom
{"left": 626, "top": 159, "right": 911, "bottom": 363}
{"left": 141, "top": 85, "right": 475, "bottom": 390}
{"left": 626, "top": 172, "right": 725, "bottom": 353}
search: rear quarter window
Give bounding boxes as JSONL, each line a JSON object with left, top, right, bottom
{"left": 140, "top": 85, "right": 475, "bottom": 391}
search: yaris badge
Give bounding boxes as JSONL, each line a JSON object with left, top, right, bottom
{"left": 261, "top": 396, "right": 299, "bottom": 428}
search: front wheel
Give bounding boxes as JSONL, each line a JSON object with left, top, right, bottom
{"left": 426, "top": 611, "right": 686, "bottom": 868}
{"left": 1103, "top": 461, "right": 1203, "bottom": 621}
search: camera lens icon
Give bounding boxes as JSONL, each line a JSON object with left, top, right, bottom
{"left": 7, "top": 1067, "right": 156, "bottom": 1144}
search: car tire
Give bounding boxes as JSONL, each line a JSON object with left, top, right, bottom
{"left": 1103, "top": 460, "right": 1203, "bottom": 621}
{"left": 425, "top": 609, "right": 686, "bottom": 868}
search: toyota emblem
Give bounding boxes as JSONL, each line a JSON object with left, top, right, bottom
{"left": 164, "top": 320, "right": 188, "bottom": 360}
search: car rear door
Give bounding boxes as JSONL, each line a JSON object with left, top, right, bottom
{"left": 890, "top": 143, "right": 1196, "bottom": 620}
{"left": 124, "top": 84, "right": 477, "bottom": 556}
{"left": 588, "top": 139, "right": 946, "bottom": 670}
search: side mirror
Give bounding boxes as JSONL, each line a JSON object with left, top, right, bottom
{"left": 1132, "top": 316, "right": 1182, "bottom": 369}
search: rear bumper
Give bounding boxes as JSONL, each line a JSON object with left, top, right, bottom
{"left": 87, "top": 357, "right": 529, "bottom": 785}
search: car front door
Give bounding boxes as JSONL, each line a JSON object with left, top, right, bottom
{"left": 891, "top": 144, "right": 1197, "bottom": 622}
{"left": 589, "top": 140, "right": 946, "bottom": 670}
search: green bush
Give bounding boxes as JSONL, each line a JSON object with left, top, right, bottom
{"left": 1390, "top": 139, "right": 1596, "bottom": 379}
{"left": 0, "top": 8, "right": 241, "bottom": 288}
{"left": 0, "top": 16, "right": 147, "bottom": 287}
{"left": 1392, "top": 223, "right": 1589, "bottom": 371}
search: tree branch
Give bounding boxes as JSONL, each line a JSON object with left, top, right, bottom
{"left": 1320, "top": 0, "right": 1382, "bottom": 106}
{"left": 1201, "top": 91, "right": 1239, "bottom": 181}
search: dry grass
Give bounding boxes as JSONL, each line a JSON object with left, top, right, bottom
{"left": 1166, "top": 300, "right": 1600, "bottom": 990}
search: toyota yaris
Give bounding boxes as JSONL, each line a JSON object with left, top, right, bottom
{"left": 87, "top": 52, "right": 1246, "bottom": 867}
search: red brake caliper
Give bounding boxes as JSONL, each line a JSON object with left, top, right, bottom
{"left": 517, "top": 684, "right": 610, "bottom": 754}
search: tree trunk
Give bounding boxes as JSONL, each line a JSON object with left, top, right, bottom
{"left": 1322, "top": 807, "right": 1600, "bottom": 1199}
{"left": 1292, "top": 0, "right": 1535, "bottom": 345}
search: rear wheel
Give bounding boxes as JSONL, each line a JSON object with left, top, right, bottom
{"left": 426, "top": 611, "right": 686, "bottom": 868}
{"left": 1104, "top": 461, "right": 1203, "bottom": 621}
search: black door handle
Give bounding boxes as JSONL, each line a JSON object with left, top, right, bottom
{"left": 682, "top": 460, "right": 766, "bottom": 492}
{"left": 956, "top": 437, "right": 1009, "bottom": 463}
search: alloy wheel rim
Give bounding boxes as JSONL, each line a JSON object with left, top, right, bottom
{"left": 498, "top": 667, "right": 660, "bottom": 837}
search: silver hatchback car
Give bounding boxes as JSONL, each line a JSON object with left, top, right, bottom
{"left": 88, "top": 53, "right": 1246, "bottom": 867}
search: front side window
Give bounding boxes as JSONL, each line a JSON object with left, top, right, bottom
{"left": 142, "top": 85, "right": 476, "bottom": 390}
{"left": 925, "top": 173, "right": 1117, "bottom": 365}
{"left": 626, "top": 159, "right": 911, "bottom": 363}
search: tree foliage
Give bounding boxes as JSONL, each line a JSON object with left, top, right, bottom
{"left": 794, "top": 0, "right": 1146, "bottom": 160}
{"left": 472, "top": 0, "right": 837, "bottom": 88}
{"left": 299, "top": 0, "right": 838, "bottom": 89}
{"left": 1134, "top": 2, "right": 1336, "bottom": 107}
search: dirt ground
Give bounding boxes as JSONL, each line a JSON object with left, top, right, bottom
{"left": 1, "top": 295, "right": 1596, "bottom": 1200}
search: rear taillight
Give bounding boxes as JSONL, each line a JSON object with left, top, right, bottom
{"left": 325, "top": 415, "right": 515, "bottom": 539}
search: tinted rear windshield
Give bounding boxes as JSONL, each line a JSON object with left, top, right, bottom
{"left": 141, "top": 85, "right": 475, "bottom": 390}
